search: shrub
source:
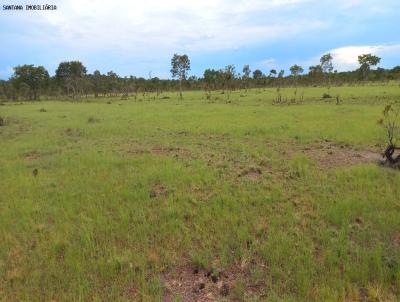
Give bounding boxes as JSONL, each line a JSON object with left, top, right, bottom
{"left": 0, "top": 116, "right": 4, "bottom": 126}
{"left": 322, "top": 93, "right": 331, "bottom": 99}
{"left": 378, "top": 102, "right": 400, "bottom": 146}
{"left": 378, "top": 102, "right": 400, "bottom": 167}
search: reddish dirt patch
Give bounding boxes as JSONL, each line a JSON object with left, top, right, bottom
{"left": 238, "top": 167, "right": 262, "bottom": 179}
{"left": 300, "top": 142, "right": 381, "bottom": 169}
{"left": 161, "top": 262, "right": 266, "bottom": 301}
{"left": 22, "top": 150, "right": 60, "bottom": 161}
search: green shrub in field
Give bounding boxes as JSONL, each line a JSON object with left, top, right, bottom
{"left": 378, "top": 102, "right": 400, "bottom": 146}
{"left": 0, "top": 116, "right": 4, "bottom": 126}
{"left": 378, "top": 102, "right": 400, "bottom": 166}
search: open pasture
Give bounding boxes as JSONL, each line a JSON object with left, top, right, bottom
{"left": 1, "top": 85, "right": 400, "bottom": 301}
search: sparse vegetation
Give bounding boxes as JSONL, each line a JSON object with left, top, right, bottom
{"left": 1, "top": 86, "right": 399, "bottom": 301}
{"left": 379, "top": 102, "right": 400, "bottom": 167}
{"left": 0, "top": 53, "right": 397, "bottom": 102}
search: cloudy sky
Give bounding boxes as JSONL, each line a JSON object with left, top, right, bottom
{"left": 0, "top": 0, "right": 399, "bottom": 79}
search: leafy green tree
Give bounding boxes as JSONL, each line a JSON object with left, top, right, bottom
{"left": 224, "top": 65, "right": 236, "bottom": 91}
{"left": 358, "top": 54, "right": 381, "bottom": 80}
{"left": 290, "top": 64, "right": 304, "bottom": 77}
{"left": 242, "top": 65, "right": 251, "bottom": 79}
{"left": 91, "top": 70, "right": 103, "bottom": 98}
{"left": 308, "top": 65, "right": 323, "bottom": 85}
{"left": 106, "top": 71, "right": 119, "bottom": 96}
{"left": 320, "top": 53, "right": 334, "bottom": 87}
{"left": 320, "top": 53, "right": 333, "bottom": 73}
{"left": 12, "top": 64, "right": 49, "bottom": 100}
{"left": 290, "top": 64, "right": 304, "bottom": 86}
{"left": 55, "top": 61, "right": 87, "bottom": 98}
{"left": 252, "top": 69, "right": 263, "bottom": 80}
{"left": 269, "top": 69, "right": 277, "bottom": 77}
{"left": 203, "top": 69, "right": 219, "bottom": 96}
{"left": 170, "top": 54, "right": 190, "bottom": 99}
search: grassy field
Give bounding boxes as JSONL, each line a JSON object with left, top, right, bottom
{"left": 1, "top": 85, "right": 400, "bottom": 301}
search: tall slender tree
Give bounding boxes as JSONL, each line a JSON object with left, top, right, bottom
{"left": 242, "top": 65, "right": 251, "bottom": 91}
{"left": 290, "top": 64, "right": 304, "bottom": 86}
{"left": 170, "top": 54, "right": 190, "bottom": 99}
{"left": 320, "top": 53, "right": 334, "bottom": 87}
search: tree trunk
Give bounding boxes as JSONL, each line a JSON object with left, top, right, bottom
{"left": 179, "top": 78, "right": 183, "bottom": 99}
{"left": 383, "top": 144, "right": 400, "bottom": 168}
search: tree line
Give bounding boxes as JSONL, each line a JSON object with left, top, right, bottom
{"left": 0, "top": 53, "right": 399, "bottom": 101}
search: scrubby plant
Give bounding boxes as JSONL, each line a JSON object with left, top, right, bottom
{"left": 378, "top": 102, "right": 400, "bottom": 166}
{"left": 0, "top": 116, "right": 4, "bottom": 126}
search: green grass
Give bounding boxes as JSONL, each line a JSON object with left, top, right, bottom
{"left": 1, "top": 85, "right": 400, "bottom": 301}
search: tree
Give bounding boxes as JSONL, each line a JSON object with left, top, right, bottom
{"left": 242, "top": 65, "right": 251, "bottom": 90}
{"left": 320, "top": 53, "right": 333, "bottom": 73}
{"left": 203, "top": 69, "right": 219, "bottom": 97}
{"left": 320, "top": 53, "right": 334, "bottom": 87}
{"left": 242, "top": 65, "right": 251, "bottom": 79}
{"left": 106, "top": 71, "right": 119, "bottom": 96}
{"left": 252, "top": 69, "right": 263, "bottom": 80}
{"left": 170, "top": 54, "right": 190, "bottom": 99}
{"left": 224, "top": 65, "right": 236, "bottom": 91}
{"left": 91, "top": 70, "right": 104, "bottom": 98}
{"left": 358, "top": 54, "right": 381, "bottom": 80}
{"left": 55, "top": 61, "right": 87, "bottom": 98}
{"left": 12, "top": 64, "right": 49, "bottom": 100}
{"left": 290, "top": 64, "right": 304, "bottom": 86}
{"left": 290, "top": 64, "right": 304, "bottom": 77}
{"left": 269, "top": 69, "right": 277, "bottom": 77}
{"left": 308, "top": 65, "right": 323, "bottom": 85}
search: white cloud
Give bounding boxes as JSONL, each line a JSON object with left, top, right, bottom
{"left": 2, "top": 0, "right": 398, "bottom": 78}
{"left": 302, "top": 44, "right": 400, "bottom": 72}
{"left": 13, "top": 0, "right": 324, "bottom": 54}
{"left": 328, "top": 45, "right": 400, "bottom": 71}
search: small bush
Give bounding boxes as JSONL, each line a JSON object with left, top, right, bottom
{"left": 322, "top": 93, "right": 332, "bottom": 99}
{"left": 0, "top": 116, "right": 4, "bottom": 126}
{"left": 39, "top": 108, "right": 47, "bottom": 112}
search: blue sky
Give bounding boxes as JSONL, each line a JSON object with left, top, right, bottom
{"left": 1, "top": 0, "right": 399, "bottom": 79}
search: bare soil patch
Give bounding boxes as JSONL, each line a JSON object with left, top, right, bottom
{"left": 22, "top": 150, "right": 60, "bottom": 161}
{"left": 161, "top": 262, "right": 266, "bottom": 301}
{"left": 238, "top": 167, "right": 262, "bottom": 179}
{"left": 300, "top": 142, "right": 381, "bottom": 169}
